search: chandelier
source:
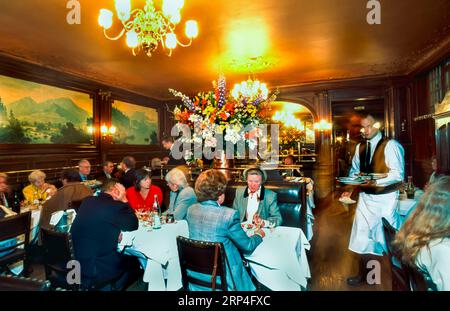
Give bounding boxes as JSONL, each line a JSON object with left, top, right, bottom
{"left": 98, "top": 0, "right": 199, "bottom": 57}
{"left": 231, "top": 78, "right": 269, "bottom": 103}
{"left": 272, "top": 111, "right": 305, "bottom": 131}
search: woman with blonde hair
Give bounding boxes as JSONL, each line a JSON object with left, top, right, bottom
{"left": 165, "top": 168, "right": 196, "bottom": 220}
{"left": 394, "top": 176, "right": 450, "bottom": 290}
{"left": 22, "top": 170, "right": 56, "bottom": 205}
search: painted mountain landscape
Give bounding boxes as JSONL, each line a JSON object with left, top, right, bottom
{"left": 112, "top": 100, "right": 158, "bottom": 145}
{"left": 0, "top": 75, "right": 93, "bottom": 144}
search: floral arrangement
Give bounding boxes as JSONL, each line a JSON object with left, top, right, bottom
{"left": 169, "top": 76, "right": 277, "bottom": 160}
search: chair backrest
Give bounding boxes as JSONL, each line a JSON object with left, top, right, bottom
{"left": 40, "top": 227, "right": 77, "bottom": 290}
{"left": 176, "top": 236, "right": 229, "bottom": 291}
{"left": 0, "top": 275, "right": 51, "bottom": 291}
{"left": 223, "top": 181, "right": 308, "bottom": 230}
{"left": 381, "top": 217, "right": 411, "bottom": 291}
{"left": 0, "top": 211, "right": 31, "bottom": 252}
{"left": 407, "top": 265, "right": 438, "bottom": 291}
{"left": 381, "top": 217, "right": 398, "bottom": 258}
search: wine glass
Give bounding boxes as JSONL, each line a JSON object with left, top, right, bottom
{"left": 268, "top": 219, "right": 276, "bottom": 232}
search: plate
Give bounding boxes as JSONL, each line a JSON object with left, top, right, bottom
{"left": 337, "top": 177, "right": 365, "bottom": 185}
{"left": 367, "top": 173, "right": 387, "bottom": 180}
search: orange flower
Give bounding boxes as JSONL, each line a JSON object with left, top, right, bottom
{"left": 225, "top": 102, "right": 234, "bottom": 111}
{"left": 219, "top": 112, "right": 228, "bottom": 121}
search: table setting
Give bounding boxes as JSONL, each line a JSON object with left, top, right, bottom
{"left": 119, "top": 211, "right": 311, "bottom": 291}
{"left": 242, "top": 224, "right": 311, "bottom": 291}
{"left": 118, "top": 217, "right": 189, "bottom": 291}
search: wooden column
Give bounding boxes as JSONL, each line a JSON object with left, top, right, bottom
{"left": 313, "top": 91, "right": 334, "bottom": 200}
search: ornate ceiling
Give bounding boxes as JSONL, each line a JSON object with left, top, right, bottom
{"left": 0, "top": 0, "right": 449, "bottom": 100}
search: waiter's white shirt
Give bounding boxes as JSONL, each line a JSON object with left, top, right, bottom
{"left": 348, "top": 131, "right": 405, "bottom": 255}
{"left": 349, "top": 131, "right": 405, "bottom": 185}
{"left": 416, "top": 238, "right": 450, "bottom": 291}
{"left": 245, "top": 187, "right": 261, "bottom": 224}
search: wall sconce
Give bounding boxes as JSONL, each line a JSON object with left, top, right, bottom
{"left": 87, "top": 125, "right": 117, "bottom": 137}
{"left": 101, "top": 124, "right": 117, "bottom": 137}
{"left": 314, "top": 119, "right": 332, "bottom": 132}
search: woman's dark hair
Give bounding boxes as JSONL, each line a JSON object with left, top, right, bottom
{"left": 134, "top": 169, "right": 151, "bottom": 191}
{"left": 61, "top": 169, "right": 81, "bottom": 183}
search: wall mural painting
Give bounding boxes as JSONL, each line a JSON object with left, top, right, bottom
{"left": 0, "top": 74, "right": 93, "bottom": 144}
{"left": 112, "top": 100, "right": 159, "bottom": 145}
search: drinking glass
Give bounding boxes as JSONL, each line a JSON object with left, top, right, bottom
{"left": 268, "top": 219, "right": 276, "bottom": 232}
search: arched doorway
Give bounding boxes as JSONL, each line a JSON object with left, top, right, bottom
{"left": 270, "top": 101, "right": 316, "bottom": 175}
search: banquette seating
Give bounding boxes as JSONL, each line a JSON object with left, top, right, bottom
{"left": 152, "top": 178, "right": 308, "bottom": 233}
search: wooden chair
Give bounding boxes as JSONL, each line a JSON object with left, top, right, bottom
{"left": 0, "top": 274, "right": 51, "bottom": 291}
{"left": 40, "top": 228, "right": 79, "bottom": 290}
{"left": 176, "top": 236, "right": 231, "bottom": 291}
{"left": 381, "top": 217, "right": 410, "bottom": 291}
{"left": 0, "top": 211, "right": 31, "bottom": 276}
{"left": 406, "top": 264, "right": 438, "bottom": 291}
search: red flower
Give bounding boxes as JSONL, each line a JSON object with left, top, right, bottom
{"left": 219, "top": 112, "right": 228, "bottom": 121}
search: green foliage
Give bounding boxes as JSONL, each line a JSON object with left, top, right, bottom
{"left": 0, "top": 111, "right": 31, "bottom": 143}
{"left": 50, "top": 122, "right": 90, "bottom": 144}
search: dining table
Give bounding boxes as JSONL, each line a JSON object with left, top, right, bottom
{"left": 119, "top": 220, "right": 311, "bottom": 291}
{"left": 118, "top": 220, "right": 189, "bottom": 291}
{"left": 244, "top": 226, "right": 311, "bottom": 291}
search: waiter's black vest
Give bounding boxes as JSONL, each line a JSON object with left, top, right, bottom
{"left": 359, "top": 137, "right": 389, "bottom": 174}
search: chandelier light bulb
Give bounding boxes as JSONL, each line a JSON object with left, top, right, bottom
{"left": 170, "top": 11, "right": 182, "bottom": 24}
{"left": 163, "top": 0, "right": 179, "bottom": 17}
{"left": 115, "top": 0, "right": 131, "bottom": 21}
{"left": 126, "top": 30, "right": 139, "bottom": 48}
{"left": 231, "top": 88, "right": 239, "bottom": 99}
{"left": 98, "top": 9, "right": 113, "bottom": 29}
{"left": 100, "top": 0, "right": 198, "bottom": 56}
{"left": 175, "top": 0, "right": 185, "bottom": 10}
{"left": 185, "top": 20, "right": 198, "bottom": 39}
{"left": 165, "top": 33, "right": 178, "bottom": 49}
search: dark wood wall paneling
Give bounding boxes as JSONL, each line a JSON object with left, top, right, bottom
{"left": 0, "top": 54, "right": 174, "bottom": 185}
{"left": 1, "top": 50, "right": 449, "bottom": 190}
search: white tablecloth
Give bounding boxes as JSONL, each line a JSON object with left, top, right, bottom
{"left": 119, "top": 220, "right": 189, "bottom": 291}
{"left": 244, "top": 226, "right": 311, "bottom": 290}
{"left": 120, "top": 221, "right": 310, "bottom": 291}
{"left": 398, "top": 198, "right": 419, "bottom": 225}
{"left": 30, "top": 209, "right": 41, "bottom": 242}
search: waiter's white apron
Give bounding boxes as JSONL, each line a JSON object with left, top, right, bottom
{"left": 348, "top": 191, "right": 400, "bottom": 256}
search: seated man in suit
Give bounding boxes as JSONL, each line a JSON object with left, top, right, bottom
{"left": 232, "top": 167, "right": 282, "bottom": 227}
{"left": 39, "top": 169, "right": 92, "bottom": 230}
{"left": 187, "top": 169, "right": 264, "bottom": 291}
{"left": 0, "top": 173, "right": 12, "bottom": 209}
{"left": 119, "top": 156, "right": 137, "bottom": 189}
{"left": 70, "top": 179, "right": 139, "bottom": 290}
{"left": 96, "top": 160, "right": 115, "bottom": 182}
{"left": 161, "top": 136, "right": 186, "bottom": 166}
{"left": 78, "top": 159, "right": 93, "bottom": 182}
{"left": 0, "top": 172, "right": 17, "bottom": 259}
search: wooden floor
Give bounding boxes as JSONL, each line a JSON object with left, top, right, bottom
{"left": 309, "top": 194, "right": 392, "bottom": 291}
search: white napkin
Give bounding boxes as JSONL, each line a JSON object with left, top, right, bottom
{"left": 49, "top": 209, "right": 76, "bottom": 226}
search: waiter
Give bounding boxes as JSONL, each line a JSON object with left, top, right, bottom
{"left": 341, "top": 114, "right": 405, "bottom": 286}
